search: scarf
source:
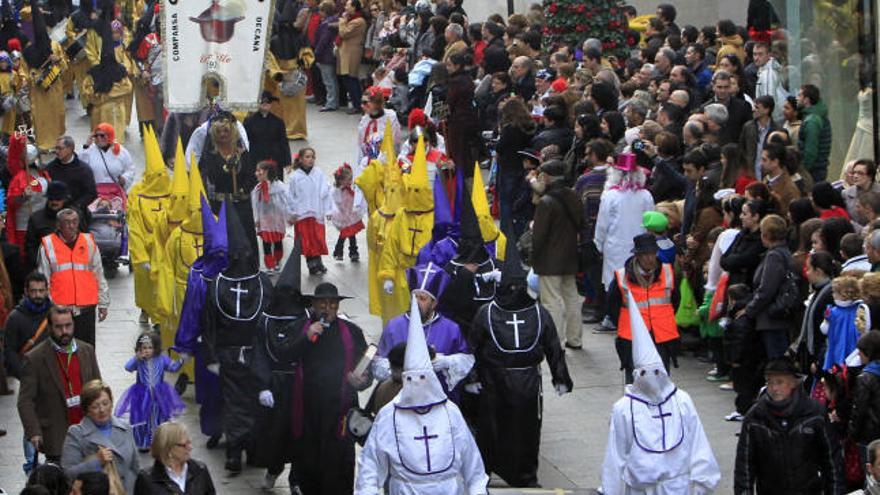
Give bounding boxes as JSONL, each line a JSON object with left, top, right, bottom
{"left": 335, "top": 12, "right": 362, "bottom": 46}
{"left": 258, "top": 181, "right": 270, "bottom": 203}
{"left": 864, "top": 360, "right": 880, "bottom": 378}
{"left": 292, "top": 319, "right": 354, "bottom": 439}
{"left": 22, "top": 296, "right": 51, "bottom": 315}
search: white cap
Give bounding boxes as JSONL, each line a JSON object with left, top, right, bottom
{"left": 396, "top": 295, "right": 448, "bottom": 409}
{"left": 628, "top": 291, "right": 674, "bottom": 402}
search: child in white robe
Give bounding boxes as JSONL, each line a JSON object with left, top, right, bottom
{"left": 251, "top": 160, "right": 292, "bottom": 271}
{"left": 330, "top": 164, "right": 367, "bottom": 262}
{"left": 288, "top": 147, "right": 335, "bottom": 275}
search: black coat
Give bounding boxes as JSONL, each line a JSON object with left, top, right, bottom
{"left": 649, "top": 156, "right": 687, "bottom": 203}
{"left": 734, "top": 389, "right": 843, "bottom": 495}
{"left": 3, "top": 299, "right": 49, "bottom": 378}
{"left": 744, "top": 244, "right": 797, "bottom": 331}
{"left": 446, "top": 71, "right": 478, "bottom": 177}
{"left": 531, "top": 125, "right": 574, "bottom": 156}
{"left": 134, "top": 459, "right": 216, "bottom": 495}
{"left": 721, "top": 97, "right": 753, "bottom": 146}
{"left": 481, "top": 37, "right": 510, "bottom": 75}
{"left": 497, "top": 124, "right": 534, "bottom": 173}
{"left": 513, "top": 74, "right": 536, "bottom": 102}
{"left": 849, "top": 369, "right": 880, "bottom": 444}
{"left": 243, "top": 111, "right": 292, "bottom": 169}
{"left": 720, "top": 229, "right": 765, "bottom": 288}
{"left": 45, "top": 154, "right": 98, "bottom": 214}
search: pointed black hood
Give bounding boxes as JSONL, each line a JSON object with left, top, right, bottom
{"left": 267, "top": 238, "right": 307, "bottom": 316}
{"left": 454, "top": 193, "right": 488, "bottom": 264}
{"left": 127, "top": 0, "right": 155, "bottom": 58}
{"left": 270, "top": 0, "right": 305, "bottom": 60}
{"left": 223, "top": 202, "right": 259, "bottom": 277}
{"left": 22, "top": 0, "right": 50, "bottom": 68}
{"left": 87, "top": 1, "right": 127, "bottom": 94}
{"left": 496, "top": 235, "right": 533, "bottom": 309}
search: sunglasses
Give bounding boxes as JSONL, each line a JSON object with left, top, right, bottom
{"left": 94, "top": 133, "right": 107, "bottom": 138}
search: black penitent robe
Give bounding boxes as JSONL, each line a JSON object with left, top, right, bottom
{"left": 277, "top": 316, "right": 367, "bottom": 495}
{"left": 203, "top": 272, "right": 273, "bottom": 451}
{"left": 469, "top": 295, "right": 573, "bottom": 488}
{"left": 439, "top": 258, "right": 496, "bottom": 339}
{"left": 250, "top": 311, "right": 309, "bottom": 477}
{"left": 198, "top": 148, "right": 259, "bottom": 252}
{"left": 243, "top": 111, "right": 291, "bottom": 169}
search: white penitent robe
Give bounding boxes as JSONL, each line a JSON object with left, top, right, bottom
{"left": 600, "top": 388, "right": 720, "bottom": 495}
{"left": 356, "top": 109, "right": 401, "bottom": 170}
{"left": 355, "top": 400, "right": 488, "bottom": 495}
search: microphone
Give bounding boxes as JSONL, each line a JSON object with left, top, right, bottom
{"left": 309, "top": 313, "right": 329, "bottom": 343}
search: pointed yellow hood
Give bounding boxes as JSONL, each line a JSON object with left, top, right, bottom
{"left": 403, "top": 133, "right": 433, "bottom": 212}
{"left": 137, "top": 124, "right": 171, "bottom": 196}
{"left": 472, "top": 162, "right": 506, "bottom": 260}
{"left": 183, "top": 156, "right": 206, "bottom": 230}
{"left": 381, "top": 119, "right": 396, "bottom": 167}
{"left": 168, "top": 137, "right": 190, "bottom": 224}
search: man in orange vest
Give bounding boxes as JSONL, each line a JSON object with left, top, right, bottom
{"left": 37, "top": 208, "right": 109, "bottom": 346}
{"left": 606, "top": 233, "right": 680, "bottom": 384}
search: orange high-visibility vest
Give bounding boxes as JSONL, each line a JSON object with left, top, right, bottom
{"left": 615, "top": 263, "right": 679, "bottom": 343}
{"left": 41, "top": 233, "right": 99, "bottom": 307}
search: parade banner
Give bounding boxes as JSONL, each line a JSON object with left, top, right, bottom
{"left": 161, "top": 0, "right": 274, "bottom": 111}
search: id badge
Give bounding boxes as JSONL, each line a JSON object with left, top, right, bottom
{"left": 66, "top": 395, "right": 81, "bottom": 408}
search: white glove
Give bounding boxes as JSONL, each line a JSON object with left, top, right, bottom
{"left": 479, "top": 269, "right": 502, "bottom": 283}
{"left": 555, "top": 384, "right": 570, "bottom": 397}
{"left": 383, "top": 280, "right": 394, "bottom": 294}
{"left": 259, "top": 390, "right": 275, "bottom": 408}
{"left": 177, "top": 352, "right": 191, "bottom": 363}
{"left": 206, "top": 363, "right": 220, "bottom": 375}
{"left": 432, "top": 354, "right": 450, "bottom": 371}
{"left": 464, "top": 382, "right": 482, "bottom": 394}
{"left": 140, "top": 262, "right": 151, "bottom": 271}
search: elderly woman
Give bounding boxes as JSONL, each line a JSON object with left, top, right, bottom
{"left": 61, "top": 380, "right": 139, "bottom": 494}
{"left": 134, "top": 422, "right": 215, "bottom": 494}
{"left": 842, "top": 159, "right": 880, "bottom": 224}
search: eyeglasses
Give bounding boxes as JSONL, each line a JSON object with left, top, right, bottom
{"left": 94, "top": 133, "right": 107, "bottom": 138}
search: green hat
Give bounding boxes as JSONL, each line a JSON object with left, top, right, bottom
{"left": 642, "top": 211, "right": 669, "bottom": 234}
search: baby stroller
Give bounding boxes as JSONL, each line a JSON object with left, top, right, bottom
{"left": 88, "top": 183, "right": 129, "bottom": 278}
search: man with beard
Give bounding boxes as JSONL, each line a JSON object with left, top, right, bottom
{"left": 202, "top": 203, "right": 272, "bottom": 473}
{"left": 17, "top": 305, "right": 101, "bottom": 464}
{"left": 251, "top": 240, "right": 309, "bottom": 491}
{"left": 4, "top": 271, "right": 52, "bottom": 379}
{"left": 373, "top": 260, "right": 473, "bottom": 404}
{"left": 468, "top": 243, "right": 572, "bottom": 488}
{"left": 601, "top": 292, "right": 720, "bottom": 494}
{"left": 278, "top": 282, "right": 370, "bottom": 495}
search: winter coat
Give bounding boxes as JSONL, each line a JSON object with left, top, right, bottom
{"left": 722, "top": 302, "right": 763, "bottom": 367}
{"left": 337, "top": 16, "right": 366, "bottom": 76}
{"left": 717, "top": 34, "right": 746, "bottom": 64}
{"left": 744, "top": 243, "right": 797, "bottom": 331}
{"left": 3, "top": 299, "right": 49, "bottom": 378}
{"left": 532, "top": 182, "right": 582, "bottom": 276}
{"left": 134, "top": 459, "right": 216, "bottom": 495}
{"left": 720, "top": 229, "right": 765, "bottom": 288}
{"left": 594, "top": 187, "right": 655, "bottom": 287}
{"left": 798, "top": 100, "right": 833, "bottom": 181}
{"left": 482, "top": 37, "right": 509, "bottom": 75}
{"left": 735, "top": 388, "right": 844, "bottom": 495}
{"left": 313, "top": 15, "right": 339, "bottom": 65}
{"left": 849, "top": 366, "right": 880, "bottom": 444}
{"left": 531, "top": 125, "right": 574, "bottom": 157}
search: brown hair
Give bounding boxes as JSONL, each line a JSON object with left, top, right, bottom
{"left": 832, "top": 275, "right": 862, "bottom": 301}
{"left": 80, "top": 379, "right": 113, "bottom": 413}
{"left": 293, "top": 147, "right": 316, "bottom": 169}
{"left": 760, "top": 214, "right": 788, "bottom": 243}
{"left": 861, "top": 273, "right": 880, "bottom": 307}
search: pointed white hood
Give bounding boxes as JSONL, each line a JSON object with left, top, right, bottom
{"left": 396, "top": 295, "right": 448, "bottom": 409}
{"left": 628, "top": 291, "right": 675, "bottom": 402}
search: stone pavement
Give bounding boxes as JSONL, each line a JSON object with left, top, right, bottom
{"left": 0, "top": 100, "right": 741, "bottom": 493}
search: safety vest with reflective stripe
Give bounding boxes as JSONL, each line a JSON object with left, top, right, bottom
{"left": 41, "top": 233, "right": 99, "bottom": 307}
{"left": 615, "top": 263, "right": 679, "bottom": 343}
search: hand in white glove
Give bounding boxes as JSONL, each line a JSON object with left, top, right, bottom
{"left": 206, "top": 363, "right": 220, "bottom": 375}
{"left": 555, "top": 384, "right": 570, "bottom": 397}
{"left": 383, "top": 280, "right": 394, "bottom": 294}
{"left": 464, "top": 382, "right": 483, "bottom": 394}
{"left": 432, "top": 354, "right": 449, "bottom": 371}
{"left": 259, "top": 390, "right": 275, "bottom": 408}
{"left": 140, "top": 262, "right": 151, "bottom": 271}
{"left": 177, "top": 352, "right": 191, "bottom": 363}
{"left": 479, "top": 269, "right": 502, "bottom": 283}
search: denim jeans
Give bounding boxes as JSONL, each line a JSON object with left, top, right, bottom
{"left": 341, "top": 75, "right": 362, "bottom": 110}
{"left": 317, "top": 63, "right": 338, "bottom": 109}
{"left": 496, "top": 169, "right": 519, "bottom": 239}
{"left": 761, "top": 329, "right": 789, "bottom": 359}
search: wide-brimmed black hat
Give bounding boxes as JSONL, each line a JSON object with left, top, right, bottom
{"left": 46, "top": 180, "right": 69, "bottom": 200}
{"left": 305, "top": 282, "right": 352, "bottom": 301}
{"left": 764, "top": 358, "right": 800, "bottom": 377}
{"left": 260, "top": 90, "right": 279, "bottom": 104}
{"left": 631, "top": 233, "right": 659, "bottom": 254}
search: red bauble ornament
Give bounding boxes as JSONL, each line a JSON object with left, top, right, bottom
{"left": 548, "top": 2, "right": 557, "bottom": 14}
{"left": 577, "top": 4, "right": 585, "bottom": 13}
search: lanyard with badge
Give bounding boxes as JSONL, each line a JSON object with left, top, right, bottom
{"left": 58, "top": 349, "right": 81, "bottom": 409}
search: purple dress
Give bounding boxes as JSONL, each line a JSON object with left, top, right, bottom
{"left": 378, "top": 313, "right": 470, "bottom": 401}
{"left": 115, "top": 355, "right": 185, "bottom": 449}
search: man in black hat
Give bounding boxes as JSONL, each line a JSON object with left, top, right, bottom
{"left": 250, "top": 240, "right": 308, "bottom": 490}
{"left": 734, "top": 358, "right": 843, "bottom": 494}
{"left": 24, "top": 181, "right": 81, "bottom": 271}
{"left": 243, "top": 91, "right": 291, "bottom": 170}
{"left": 203, "top": 202, "right": 272, "bottom": 473}
{"left": 277, "top": 281, "right": 370, "bottom": 495}
{"left": 469, "top": 241, "right": 571, "bottom": 488}
{"left": 606, "top": 233, "right": 681, "bottom": 383}
{"left": 45, "top": 136, "right": 97, "bottom": 215}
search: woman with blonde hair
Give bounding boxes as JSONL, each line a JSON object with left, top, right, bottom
{"left": 134, "top": 422, "right": 215, "bottom": 494}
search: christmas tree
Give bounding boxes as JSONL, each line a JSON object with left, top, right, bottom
{"left": 543, "top": 0, "right": 634, "bottom": 62}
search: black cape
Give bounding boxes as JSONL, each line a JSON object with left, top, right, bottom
{"left": 469, "top": 295, "right": 572, "bottom": 487}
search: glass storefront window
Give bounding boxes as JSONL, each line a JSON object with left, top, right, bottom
{"left": 759, "top": 0, "right": 877, "bottom": 179}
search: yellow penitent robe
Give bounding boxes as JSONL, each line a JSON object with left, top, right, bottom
{"left": 81, "top": 75, "right": 133, "bottom": 145}
{"left": 0, "top": 71, "right": 15, "bottom": 136}
{"left": 264, "top": 50, "right": 313, "bottom": 140}
{"left": 160, "top": 220, "right": 201, "bottom": 379}
{"left": 23, "top": 41, "right": 68, "bottom": 150}
{"left": 377, "top": 207, "right": 433, "bottom": 318}
{"left": 115, "top": 44, "right": 137, "bottom": 132}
